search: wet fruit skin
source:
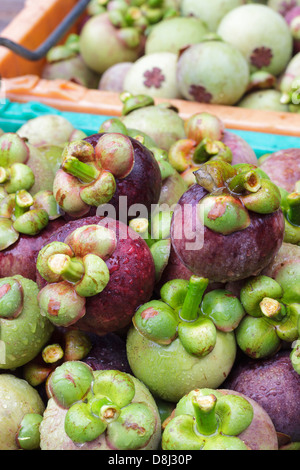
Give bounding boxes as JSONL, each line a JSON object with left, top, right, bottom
{"left": 36, "top": 216, "right": 156, "bottom": 336}
{"left": 0, "top": 374, "right": 45, "bottom": 450}
{"left": 170, "top": 184, "right": 285, "bottom": 283}
{"left": 83, "top": 332, "right": 132, "bottom": 375}
{"left": 223, "top": 350, "right": 300, "bottom": 441}
{"left": 0, "top": 218, "right": 65, "bottom": 281}
{"left": 82, "top": 133, "right": 162, "bottom": 221}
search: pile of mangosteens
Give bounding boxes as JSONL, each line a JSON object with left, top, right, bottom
{"left": 0, "top": 84, "right": 300, "bottom": 450}
{"left": 37, "top": 0, "right": 300, "bottom": 115}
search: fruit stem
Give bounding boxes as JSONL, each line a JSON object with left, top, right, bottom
{"left": 259, "top": 297, "right": 286, "bottom": 321}
{"left": 179, "top": 276, "right": 209, "bottom": 322}
{"left": 227, "top": 170, "right": 261, "bottom": 194}
{"left": 62, "top": 157, "right": 100, "bottom": 183}
{"left": 192, "top": 394, "right": 218, "bottom": 436}
{"left": 47, "top": 254, "right": 85, "bottom": 284}
{"left": 14, "top": 190, "right": 34, "bottom": 219}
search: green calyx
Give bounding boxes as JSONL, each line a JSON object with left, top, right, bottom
{"left": 236, "top": 275, "right": 300, "bottom": 358}
{"left": 133, "top": 276, "right": 234, "bottom": 358}
{"left": 46, "top": 34, "right": 80, "bottom": 63}
{"left": 162, "top": 389, "right": 253, "bottom": 450}
{"left": 37, "top": 225, "right": 115, "bottom": 327}
{"left": 193, "top": 139, "right": 233, "bottom": 165}
{"left": 0, "top": 189, "right": 60, "bottom": 251}
{"left": 56, "top": 134, "right": 135, "bottom": 214}
{"left": 151, "top": 146, "right": 175, "bottom": 180}
{"left": 198, "top": 193, "right": 251, "bottom": 235}
{"left": 280, "top": 187, "right": 300, "bottom": 229}
{"left": 290, "top": 340, "right": 300, "bottom": 375}
{"left": 16, "top": 413, "right": 43, "bottom": 450}
{"left": 200, "top": 290, "right": 245, "bottom": 332}
{"left": 51, "top": 365, "right": 156, "bottom": 449}
{"left": 48, "top": 361, "right": 94, "bottom": 409}
{"left": 0, "top": 278, "right": 23, "bottom": 319}
{"left": 0, "top": 162, "right": 35, "bottom": 194}
{"left": 194, "top": 161, "right": 281, "bottom": 235}
{"left": 120, "top": 91, "right": 154, "bottom": 115}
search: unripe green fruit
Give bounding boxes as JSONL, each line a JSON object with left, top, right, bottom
{"left": 217, "top": 4, "right": 293, "bottom": 75}
{"left": 176, "top": 41, "right": 250, "bottom": 105}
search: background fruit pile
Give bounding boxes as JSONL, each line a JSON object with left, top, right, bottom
{"left": 0, "top": 0, "right": 299, "bottom": 452}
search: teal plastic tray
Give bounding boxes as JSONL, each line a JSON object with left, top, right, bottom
{"left": 1, "top": 99, "right": 300, "bottom": 158}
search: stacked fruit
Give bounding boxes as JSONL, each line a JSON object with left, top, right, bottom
{"left": 39, "top": 0, "right": 300, "bottom": 114}
{"left": 0, "top": 91, "right": 299, "bottom": 451}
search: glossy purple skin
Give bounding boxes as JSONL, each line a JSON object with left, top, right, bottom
{"left": 222, "top": 131, "right": 258, "bottom": 166}
{"left": 260, "top": 148, "right": 300, "bottom": 193}
{"left": 77, "top": 133, "right": 162, "bottom": 222}
{"left": 224, "top": 350, "right": 300, "bottom": 441}
{"left": 83, "top": 333, "right": 132, "bottom": 374}
{"left": 36, "top": 216, "right": 156, "bottom": 336}
{"left": 0, "top": 218, "right": 66, "bottom": 281}
{"left": 170, "top": 184, "right": 285, "bottom": 283}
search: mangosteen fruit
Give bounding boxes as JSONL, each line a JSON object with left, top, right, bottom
{"left": 161, "top": 387, "right": 278, "bottom": 450}
{"left": 53, "top": 133, "right": 162, "bottom": 221}
{"left": 123, "top": 52, "right": 181, "bottom": 99}
{"left": 17, "top": 115, "right": 76, "bottom": 148}
{"left": 224, "top": 349, "right": 300, "bottom": 442}
{"left": 98, "top": 62, "right": 133, "bottom": 92}
{"left": 0, "top": 374, "right": 45, "bottom": 450}
{"left": 279, "top": 51, "right": 300, "bottom": 110}
{"left": 145, "top": 16, "right": 209, "bottom": 55}
{"left": 235, "top": 274, "right": 300, "bottom": 359}
{"left": 262, "top": 242, "right": 300, "bottom": 303}
{"left": 126, "top": 276, "right": 239, "bottom": 402}
{"left": 180, "top": 0, "right": 246, "bottom": 32}
{"left": 0, "top": 275, "right": 54, "bottom": 370}
{"left": 217, "top": 4, "right": 293, "bottom": 76}
{"left": 168, "top": 113, "right": 259, "bottom": 187}
{"left": 237, "top": 89, "right": 290, "bottom": 112}
{"left": 35, "top": 216, "right": 156, "bottom": 336}
{"left": 0, "top": 208, "right": 65, "bottom": 280}
{"left": 120, "top": 93, "right": 186, "bottom": 151}
{"left": 176, "top": 40, "right": 250, "bottom": 105}
{"left": 79, "top": 13, "right": 143, "bottom": 75}
{"left": 42, "top": 54, "right": 100, "bottom": 89}
{"left": 39, "top": 362, "right": 161, "bottom": 450}
{"left": 170, "top": 161, "right": 285, "bottom": 283}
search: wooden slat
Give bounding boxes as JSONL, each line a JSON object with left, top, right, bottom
{"left": 3, "top": 74, "right": 300, "bottom": 136}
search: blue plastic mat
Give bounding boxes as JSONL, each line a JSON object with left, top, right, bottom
{"left": 1, "top": 99, "right": 300, "bottom": 158}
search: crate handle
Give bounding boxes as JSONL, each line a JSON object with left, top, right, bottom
{"left": 0, "top": 0, "right": 90, "bottom": 61}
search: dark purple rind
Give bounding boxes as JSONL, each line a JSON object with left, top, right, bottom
{"left": 36, "top": 216, "right": 156, "bottom": 336}
{"left": 72, "top": 133, "right": 162, "bottom": 223}
{"left": 170, "top": 184, "right": 285, "bottom": 283}
{"left": 0, "top": 218, "right": 66, "bottom": 281}
{"left": 223, "top": 350, "right": 300, "bottom": 441}
{"left": 83, "top": 332, "right": 132, "bottom": 374}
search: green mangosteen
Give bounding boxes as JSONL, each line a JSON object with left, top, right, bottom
{"left": 39, "top": 362, "right": 161, "bottom": 450}
{"left": 126, "top": 276, "right": 240, "bottom": 402}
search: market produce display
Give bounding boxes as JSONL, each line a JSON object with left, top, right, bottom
{"left": 36, "top": 0, "right": 300, "bottom": 113}
{"left": 0, "top": 0, "right": 300, "bottom": 453}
